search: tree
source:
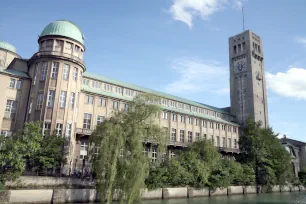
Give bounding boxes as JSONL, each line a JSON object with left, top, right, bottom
{"left": 90, "top": 94, "right": 167, "bottom": 204}
{"left": 31, "top": 134, "right": 64, "bottom": 173}
{"left": 238, "top": 118, "right": 293, "bottom": 187}
{"left": 0, "top": 122, "right": 64, "bottom": 188}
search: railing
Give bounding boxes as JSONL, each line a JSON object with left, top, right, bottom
{"left": 76, "top": 128, "right": 93, "bottom": 135}
{"left": 31, "top": 51, "right": 85, "bottom": 67}
{"left": 218, "top": 147, "right": 240, "bottom": 153}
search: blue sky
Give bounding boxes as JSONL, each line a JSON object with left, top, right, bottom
{"left": 1, "top": 0, "right": 306, "bottom": 141}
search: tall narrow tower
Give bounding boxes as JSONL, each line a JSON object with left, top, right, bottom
{"left": 229, "top": 30, "right": 268, "bottom": 128}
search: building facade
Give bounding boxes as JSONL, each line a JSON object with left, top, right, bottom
{"left": 0, "top": 20, "right": 269, "bottom": 172}
{"left": 281, "top": 136, "right": 306, "bottom": 177}
{"left": 229, "top": 30, "right": 269, "bottom": 128}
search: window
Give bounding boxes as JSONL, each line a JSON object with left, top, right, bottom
{"left": 55, "top": 123, "right": 63, "bottom": 136}
{"left": 47, "top": 90, "right": 55, "bottom": 107}
{"left": 104, "top": 84, "right": 113, "bottom": 92}
{"left": 187, "top": 117, "right": 193, "bottom": 125}
{"left": 28, "top": 102, "right": 32, "bottom": 114}
{"left": 171, "top": 128, "right": 176, "bottom": 142}
{"left": 188, "top": 131, "right": 192, "bottom": 143}
{"left": 85, "top": 95, "right": 94, "bottom": 104}
{"left": 180, "top": 130, "right": 185, "bottom": 143}
{"left": 195, "top": 119, "right": 199, "bottom": 126}
{"left": 152, "top": 146, "right": 157, "bottom": 162}
{"left": 125, "top": 89, "right": 133, "bottom": 96}
{"left": 180, "top": 115, "right": 185, "bottom": 123}
{"left": 0, "top": 130, "right": 12, "bottom": 137}
{"left": 228, "top": 126, "right": 231, "bottom": 132}
{"left": 73, "top": 67, "right": 78, "bottom": 81}
{"left": 110, "top": 100, "right": 119, "bottom": 109}
{"left": 92, "top": 81, "right": 101, "bottom": 88}
{"left": 124, "top": 104, "right": 129, "bottom": 111}
{"left": 222, "top": 137, "right": 225, "bottom": 147}
{"left": 59, "top": 91, "right": 67, "bottom": 108}
{"left": 80, "top": 141, "right": 88, "bottom": 160}
{"left": 63, "top": 64, "right": 70, "bottom": 80}
{"left": 221, "top": 124, "right": 225, "bottom": 131}
{"left": 83, "top": 113, "right": 92, "bottom": 129}
{"left": 97, "top": 115, "right": 105, "bottom": 125}
{"left": 162, "top": 112, "right": 168, "bottom": 120}
{"left": 5, "top": 100, "right": 17, "bottom": 119}
{"left": 70, "top": 92, "right": 75, "bottom": 109}
{"left": 43, "top": 122, "right": 51, "bottom": 136}
{"left": 36, "top": 93, "right": 43, "bottom": 109}
{"left": 234, "top": 139, "right": 237, "bottom": 149}
{"left": 233, "top": 127, "right": 237, "bottom": 133}
{"left": 203, "top": 134, "right": 207, "bottom": 139}
{"left": 258, "top": 45, "right": 261, "bottom": 53}
{"left": 98, "top": 97, "right": 106, "bottom": 107}
{"left": 228, "top": 138, "right": 232, "bottom": 148}
{"left": 216, "top": 136, "right": 220, "bottom": 147}
{"left": 41, "top": 62, "right": 48, "bottom": 80}
{"left": 51, "top": 62, "right": 59, "bottom": 78}
{"left": 115, "top": 87, "right": 122, "bottom": 94}
{"left": 172, "top": 113, "right": 177, "bottom": 121}
{"left": 209, "top": 122, "right": 213, "bottom": 129}
{"left": 9, "top": 78, "right": 15, "bottom": 88}
{"left": 195, "top": 132, "right": 200, "bottom": 141}
{"left": 65, "top": 123, "right": 72, "bottom": 138}
{"left": 16, "top": 80, "right": 22, "bottom": 89}
{"left": 234, "top": 45, "right": 237, "bottom": 54}
{"left": 83, "top": 78, "right": 89, "bottom": 85}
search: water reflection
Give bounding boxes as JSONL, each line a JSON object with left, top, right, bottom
{"left": 142, "top": 192, "right": 306, "bottom": 204}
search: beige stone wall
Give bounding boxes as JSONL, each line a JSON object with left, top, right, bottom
{"left": 0, "top": 49, "right": 20, "bottom": 68}
{"left": 0, "top": 73, "right": 30, "bottom": 134}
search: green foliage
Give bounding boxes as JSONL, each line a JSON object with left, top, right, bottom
{"left": 31, "top": 135, "right": 64, "bottom": 171}
{"left": 145, "top": 163, "right": 168, "bottom": 189}
{"left": 238, "top": 118, "right": 293, "bottom": 187}
{"left": 90, "top": 94, "right": 167, "bottom": 204}
{"left": 298, "top": 170, "right": 306, "bottom": 186}
{"left": 0, "top": 122, "right": 64, "bottom": 187}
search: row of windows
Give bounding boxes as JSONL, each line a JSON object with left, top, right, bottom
{"left": 84, "top": 95, "right": 129, "bottom": 110}
{"left": 40, "top": 39, "right": 84, "bottom": 55}
{"left": 170, "top": 128, "right": 238, "bottom": 148}
{"left": 33, "top": 62, "right": 79, "bottom": 83}
{"left": 43, "top": 122, "right": 72, "bottom": 138}
{"left": 9, "top": 78, "right": 22, "bottom": 90}
{"left": 83, "top": 79, "right": 140, "bottom": 98}
{"left": 82, "top": 78, "right": 233, "bottom": 122}
{"left": 83, "top": 113, "right": 105, "bottom": 129}
{"left": 162, "top": 112, "right": 237, "bottom": 133}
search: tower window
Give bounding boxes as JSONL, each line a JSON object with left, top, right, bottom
{"left": 51, "top": 62, "right": 59, "bottom": 78}
{"left": 242, "top": 42, "right": 246, "bottom": 51}
{"left": 258, "top": 45, "right": 261, "bottom": 53}
{"left": 238, "top": 44, "right": 242, "bottom": 53}
{"left": 63, "top": 64, "right": 70, "bottom": 80}
{"left": 41, "top": 62, "right": 48, "bottom": 80}
{"left": 234, "top": 45, "right": 237, "bottom": 54}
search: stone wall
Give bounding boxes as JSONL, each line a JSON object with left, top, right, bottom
{"left": 6, "top": 176, "right": 95, "bottom": 189}
{"left": 3, "top": 185, "right": 305, "bottom": 203}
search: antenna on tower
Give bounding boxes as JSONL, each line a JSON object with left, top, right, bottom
{"left": 242, "top": 6, "right": 245, "bottom": 31}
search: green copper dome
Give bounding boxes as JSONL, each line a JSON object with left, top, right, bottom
{"left": 40, "top": 20, "right": 84, "bottom": 45}
{"left": 0, "top": 41, "right": 17, "bottom": 53}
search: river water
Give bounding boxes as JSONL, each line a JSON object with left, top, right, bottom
{"left": 141, "top": 192, "right": 306, "bottom": 204}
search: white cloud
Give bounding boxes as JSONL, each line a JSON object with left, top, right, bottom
{"left": 295, "top": 37, "right": 306, "bottom": 46}
{"left": 165, "top": 58, "right": 229, "bottom": 95}
{"left": 266, "top": 68, "right": 306, "bottom": 100}
{"left": 168, "top": 0, "right": 243, "bottom": 28}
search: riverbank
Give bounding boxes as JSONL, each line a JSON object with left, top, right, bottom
{"left": 1, "top": 176, "right": 305, "bottom": 203}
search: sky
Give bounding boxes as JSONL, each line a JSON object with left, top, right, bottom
{"left": 1, "top": 0, "right": 306, "bottom": 141}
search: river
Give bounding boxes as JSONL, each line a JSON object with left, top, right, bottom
{"left": 141, "top": 192, "right": 306, "bottom": 204}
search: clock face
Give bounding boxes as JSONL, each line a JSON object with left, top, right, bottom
{"left": 234, "top": 58, "right": 247, "bottom": 73}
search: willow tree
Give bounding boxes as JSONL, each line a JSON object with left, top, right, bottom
{"left": 90, "top": 94, "right": 167, "bottom": 204}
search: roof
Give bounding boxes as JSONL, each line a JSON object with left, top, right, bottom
{"left": 0, "top": 67, "right": 30, "bottom": 78}
{"left": 0, "top": 41, "right": 16, "bottom": 53}
{"left": 83, "top": 72, "right": 237, "bottom": 125}
{"left": 40, "top": 20, "right": 84, "bottom": 45}
{"left": 280, "top": 137, "right": 306, "bottom": 146}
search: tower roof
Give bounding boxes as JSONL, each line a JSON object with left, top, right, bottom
{"left": 0, "top": 41, "right": 17, "bottom": 53}
{"left": 40, "top": 20, "right": 84, "bottom": 45}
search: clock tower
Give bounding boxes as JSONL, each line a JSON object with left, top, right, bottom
{"left": 229, "top": 30, "right": 269, "bottom": 128}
